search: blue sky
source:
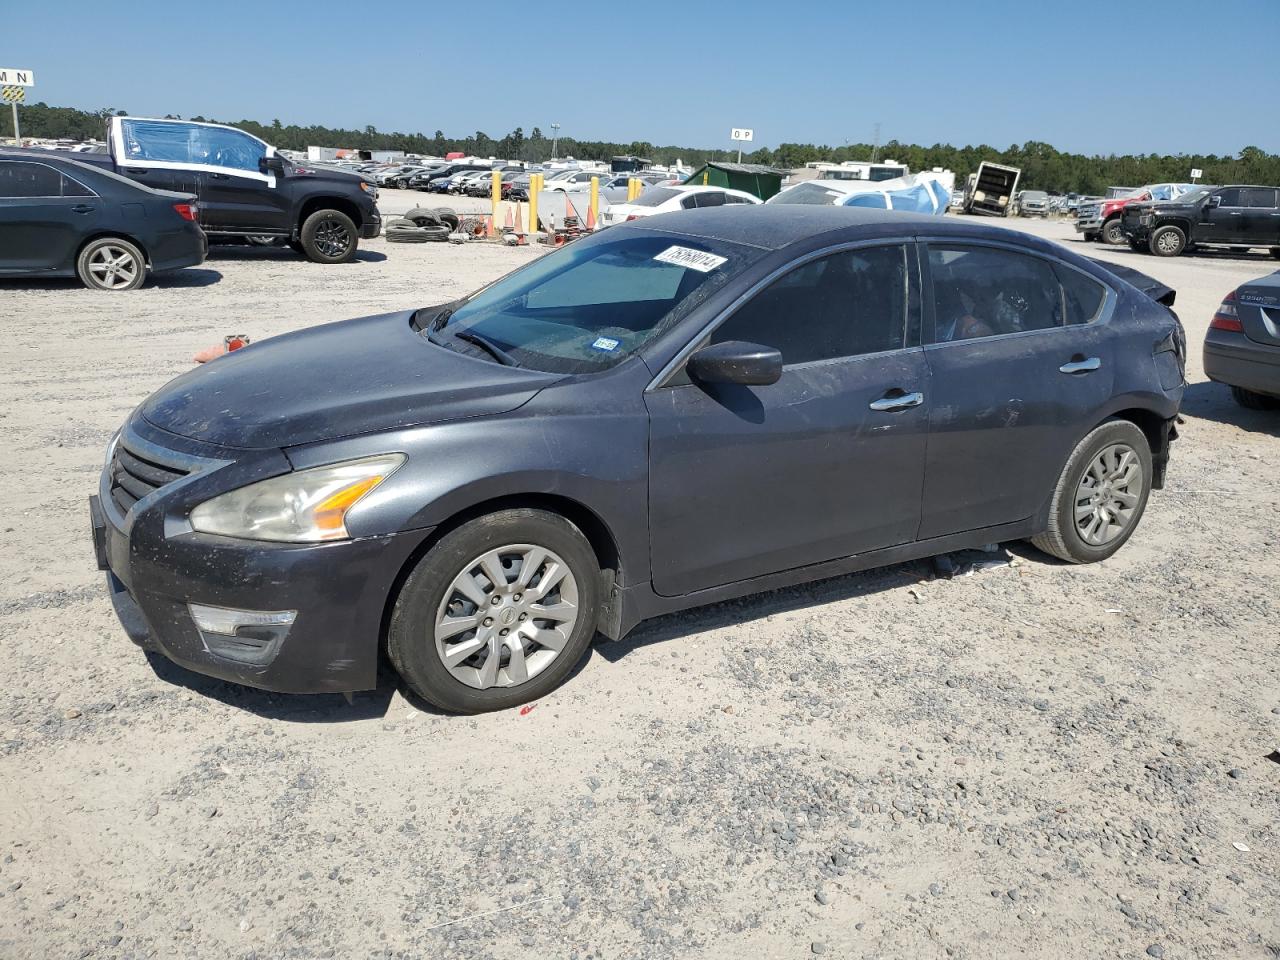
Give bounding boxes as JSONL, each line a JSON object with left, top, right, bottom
{"left": 4, "top": 0, "right": 1278, "bottom": 155}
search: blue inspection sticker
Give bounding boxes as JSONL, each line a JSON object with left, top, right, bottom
{"left": 591, "top": 337, "right": 620, "bottom": 352}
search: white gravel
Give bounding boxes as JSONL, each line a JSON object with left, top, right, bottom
{"left": 0, "top": 214, "right": 1277, "bottom": 959}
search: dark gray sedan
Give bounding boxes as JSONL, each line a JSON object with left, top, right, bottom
{"left": 91, "top": 207, "right": 1185, "bottom": 713}
{"left": 1204, "top": 272, "right": 1280, "bottom": 408}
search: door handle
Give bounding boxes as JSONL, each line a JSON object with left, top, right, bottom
{"left": 70, "top": 204, "right": 95, "bottom": 214}
{"left": 869, "top": 390, "right": 924, "bottom": 412}
{"left": 209, "top": 173, "right": 231, "bottom": 180}
{"left": 123, "top": 167, "right": 149, "bottom": 174}
{"left": 1059, "top": 356, "right": 1101, "bottom": 374}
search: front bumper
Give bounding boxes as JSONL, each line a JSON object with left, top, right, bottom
{"left": 360, "top": 209, "right": 382, "bottom": 239}
{"left": 1075, "top": 215, "right": 1102, "bottom": 233}
{"left": 1204, "top": 331, "right": 1280, "bottom": 396}
{"left": 91, "top": 420, "right": 428, "bottom": 694}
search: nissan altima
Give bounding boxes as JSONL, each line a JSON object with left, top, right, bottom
{"left": 91, "top": 207, "right": 1185, "bottom": 713}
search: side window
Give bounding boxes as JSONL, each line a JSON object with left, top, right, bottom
{"left": 0, "top": 161, "right": 65, "bottom": 198}
{"left": 120, "top": 119, "right": 197, "bottom": 163}
{"left": 929, "top": 245, "right": 1063, "bottom": 342}
{"left": 679, "top": 194, "right": 698, "bottom": 209}
{"left": 1215, "top": 188, "right": 1241, "bottom": 207}
{"left": 1054, "top": 264, "right": 1107, "bottom": 325}
{"left": 709, "top": 245, "right": 909, "bottom": 365}
{"left": 194, "top": 127, "right": 266, "bottom": 172}
{"left": 1241, "top": 187, "right": 1279, "bottom": 209}
{"left": 695, "top": 192, "right": 727, "bottom": 208}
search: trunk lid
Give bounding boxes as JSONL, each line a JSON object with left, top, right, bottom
{"left": 1236, "top": 272, "right": 1280, "bottom": 347}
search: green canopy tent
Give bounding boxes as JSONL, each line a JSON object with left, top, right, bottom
{"left": 681, "top": 161, "right": 787, "bottom": 200}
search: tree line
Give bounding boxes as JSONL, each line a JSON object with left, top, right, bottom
{"left": 7, "top": 102, "right": 1279, "bottom": 195}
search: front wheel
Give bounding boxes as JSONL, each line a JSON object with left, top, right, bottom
{"left": 299, "top": 209, "right": 358, "bottom": 263}
{"left": 1031, "top": 420, "right": 1152, "bottom": 564}
{"left": 1101, "top": 218, "right": 1125, "bottom": 245}
{"left": 1149, "top": 225, "right": 1186, "bottom": 257}
{"left": 388, "top": 509, "right": 601, "bottom": 714}
{"left": 76, "top": 237, "right": 147, "bottom": 291}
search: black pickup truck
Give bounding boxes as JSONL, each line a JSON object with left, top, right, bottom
{"left": 71, "top": 116, "right": 381, "bottom": 263}
{"left": 1121, "top": 185, "right": 1280, "bottom": 259}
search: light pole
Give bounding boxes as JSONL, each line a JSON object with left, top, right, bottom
{"left": 550, "top": 123, "right": 561, "bottom": 160}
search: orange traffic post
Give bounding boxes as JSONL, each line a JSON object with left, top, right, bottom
{"left": 489, "top": 169, "right": 502, "bottom": 237}
{"left": 589, "top": 176, "right": 599, "bottom": 230}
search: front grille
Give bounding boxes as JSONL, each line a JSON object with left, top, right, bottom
{"left": 1078, "top": 203, "right": 1100, "bottom": 220}
{"left": 110, "top": 442, "right": 189, "bottom": 514}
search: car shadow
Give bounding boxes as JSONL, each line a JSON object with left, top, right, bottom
{"left": 1179, "top": 380, "right": 1280, "bottom": 438}
{"left": 143, "top": 650, "right": 397, "bottom": 723}
{"left": 0, "top": 268, "right": 223, "bottom": 292}
{"left": 205, "top": 246, "right": 388, "bottom": 264}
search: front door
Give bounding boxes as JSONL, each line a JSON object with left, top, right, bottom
{"left": 1196, "top": 188, "right": 1248, "bottom": 243}
{"left": 0, "top": 160, "right": 100, "bottom": 272}
{"left": 918, "top": 242, "right": 1116, "bottom": 540}
{"left": 646, "top": 243, "right": 929, "bottom": 596}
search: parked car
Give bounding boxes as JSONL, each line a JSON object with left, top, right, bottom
{"left": 0, "top": 149, "right": 206, "bottom": 290}
{"left": 602, "top": 185, "right": 759, "bottom": 224}
{"left": 1121, "top": 185, "right": 1280, "bottom": 257}
{"left": 1204, "top": 272, "right": 1280, "bottom": 408}
{"left": 1018, "top": 190, "right": 1050, "bottom": 217}
{"left": 544, "top": 169, "right": 604, "bottom": 192}
{"left": 464, "top": 170, "right": 520, "bottom": 198}
{"left": 382, "top": 165, "right": 434, "bottom": 189}
{"left": 65, "top": 117, "right": 380, "bottom": 263}
{"left": 91, "top": 206, "right": 1184, "bottom": 713}
{"left": 1076, "top": 184, "right": 1199, "bottom": 245}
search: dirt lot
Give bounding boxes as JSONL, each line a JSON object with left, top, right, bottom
{"left": 1, "top": 211, "right": 1277, "bottom": 960}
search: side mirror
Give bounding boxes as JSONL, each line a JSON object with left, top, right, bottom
{"left": 687, "top": 340, "right": 783, "bottom": 386}
{"left": 259, "top": 155, "right": 286, "bottom": 175}
{"left": 1206, "top": 195, "right": 1221, "bottom": 208}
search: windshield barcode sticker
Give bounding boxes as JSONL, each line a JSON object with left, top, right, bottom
{"left": 653, "top": 246, "right": 727, "bottom": 272}
{"left": 591, "top": 337, "right": 620, "bottom": 352}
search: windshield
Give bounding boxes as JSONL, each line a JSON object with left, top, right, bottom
{"left": 433, "top": 231, "right": 766, "bottom": 373}
{"left": 1168, "top": 186, "right": 1211, "bottom": 205}
{"left": 766, "top": 182, "right": 846, "bottom": 205}
{"left": 630, "top": 186, "right": 681, "bottom": 207}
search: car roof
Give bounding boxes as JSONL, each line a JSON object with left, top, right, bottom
{"left": 617, "top": 204, "right": 1068, "bottom": 254}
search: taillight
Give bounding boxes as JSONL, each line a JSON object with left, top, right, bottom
{"left": 1210, "top": 291, "right": 1243, "bottom": 332}
{"left": 626, "top": 214, "right": 639, "bottom": 221}
{"left": 173, "top": 202, "right": 198, "bottom": 222}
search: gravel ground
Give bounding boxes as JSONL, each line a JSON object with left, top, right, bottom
{"left": 0, "top": 212, "right": 1277, "bottom": 960}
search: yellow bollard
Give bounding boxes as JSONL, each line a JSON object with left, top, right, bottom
{"left": 490, "top": 169, "right": 502, "bottom": 236}
{"left": 528, "top": 171, "right": 540, "bottom": 237}
{"left": 589, "top": 176, "right": 599, "bottom": 230}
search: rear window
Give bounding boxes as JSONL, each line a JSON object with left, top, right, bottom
{"left": 1055, "top": 264, "right": 1107, "bottom": 324}
{"left": 631, "top": 186, "right": 681, "bottom": 207}
{"left": 0, "top": 160, "right": 94, "bottom": 198}
{"left": 766, "top": 182, "right": 845, "bottom": 205}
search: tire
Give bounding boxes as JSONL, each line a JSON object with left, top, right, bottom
{"left": 1230, "top": 385, "right": 1280, "bottom": 410}
{"left": 1148, "top": 225, "right": 1186, "bottom": 257}
{"left": 299, "top": 209, "right": 358, "bottom": 263}
{"left": 1271, "top": 248, "right": 1280, "bottom": 261}
{"left": 1030, "top": 420, "right": 1153, "bottom": 564}
{"left": 407, "top": 212, "right": 442, "bottom": 228}
{"left": 245, "top": 235, "right": 284, "bottom": 247}
{"left": 76, "top": 237, "right": 147, "bottom": 291}
{"left": 387, "top": 509, "right": 602, "bottom": 714}
{"left": 1100, "top": 218, "right": 1125, "bottom": 245}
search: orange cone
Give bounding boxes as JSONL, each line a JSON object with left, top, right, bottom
{"left": 585, "top": 202, "right": 596, "bottom": 231}
{"left": 503, "top": 205, "right": 514, "bottom": 231}
{"left": 514, "top": 205, "right": 526, "bottom": 244}
{"left": 564, "top": 194, "right": 579, "bottom": 222}
{"left": 484, "top": 215, "right": 493, "bottom": 238}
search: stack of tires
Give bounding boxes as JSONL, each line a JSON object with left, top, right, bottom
{"left": 385, "top": 207, "right": 460, "bottom": 243}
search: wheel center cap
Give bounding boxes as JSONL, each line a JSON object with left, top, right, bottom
{"left": 499, "top": 608, "right": 517, "bottom": 626}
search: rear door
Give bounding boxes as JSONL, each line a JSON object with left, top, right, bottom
{"left": 1240, "top": 187, "right": 1280, "bottom": 245}
{"left": 111, "top": 118, "right": 201, "bottom": 195}
{"left": 918, "top": 242, "right": 1115, "bottom": 540}
{"left": 0, "top": 160, "right": 100, "bottom": 272}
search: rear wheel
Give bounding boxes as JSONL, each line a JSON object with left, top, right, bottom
{"left": 299, "top": 209, "right": 358, "bottom": 263}
{"left": 388, "top": 509, "right": 601, "bottom": 714}
{"left": 1149, "top": 225, "right": 1186, "bottom": 257}
{"left": 1031, "top": 420, "right": 1152, "bottom": 563}
{"left": 76, "top": 237, "right": 147, "bottom": 291}
{"left": 1101, "top": 218, "right": 1125, "bottom": 245}
{"left": 1230, "top": 385, "right": 1280, "bottom": 410}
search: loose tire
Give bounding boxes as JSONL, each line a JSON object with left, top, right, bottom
{"left": 1031, "top": 420, "right": 1152, "bottom": 564}
{"left": 299, "top": 209, "right": 358, "bottom": 263}
{"left": 1230, "top": 385, "right": 1280, "bottom": 410}
{"left": 76, "top": 237, "right": 147, "bottom": 291}
{"left": 1101, "top": 218, "right": 1125, "bottom": 245}
{"left": 1148, "top": 225, "right": 1186, "bottom": 258}
{"left": 388, "top": 509, "right": 601, "bottom": 714}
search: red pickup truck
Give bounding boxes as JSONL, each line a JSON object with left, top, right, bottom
{"left": 1076, "top": 184, "right": 1199, "bottom": 245}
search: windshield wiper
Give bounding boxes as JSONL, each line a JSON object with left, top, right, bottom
{"left": 453, "top": 330, "right": 518, "bottom": 367}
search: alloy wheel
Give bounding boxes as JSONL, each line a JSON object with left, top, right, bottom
{"left": 433, "top": 543, "right": 579, "bottom": 690}
{"left": 87, "top": 245, "right": 140, "bottom": 289}
{"left": 314, "top": 218, "right": 353, "bottom": 258}
{"left": 1074, "top": 443, "right": 1143, "bottom": 546}
{"left": 1156, "top": 231, "right": 1181, "bottom": 255}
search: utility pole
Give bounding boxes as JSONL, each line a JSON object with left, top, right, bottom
{"left": 872, "top": 122, "right": 881, "bottom": 162}
{"left": 550, "top": 123, "right": 561, "bottom": 160}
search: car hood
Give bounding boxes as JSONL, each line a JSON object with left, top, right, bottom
{"left": 140, "top": 311, "right": 562, "bottom": 449}
{"left": 292, "top": 165, "right": 371, "bottom": 187}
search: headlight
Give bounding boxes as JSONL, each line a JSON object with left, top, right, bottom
{"left": 359, "top": 181, "right": 377, "bottom": 197}
{"left": 190, "top": 454, "right": 405, "bottom": 543}
{"left": 973, "top": 190, "right": 986, "bottom": 202}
